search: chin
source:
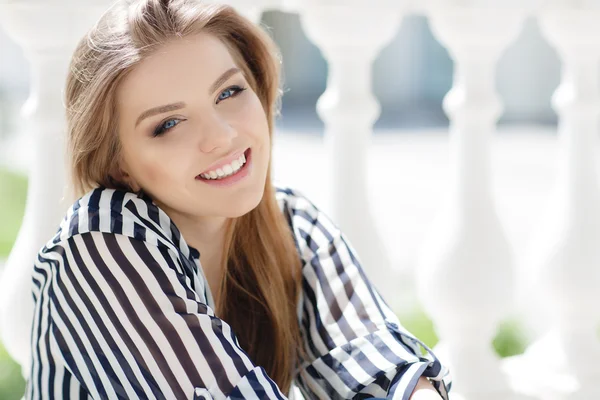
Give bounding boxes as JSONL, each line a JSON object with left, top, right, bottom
{"left": 221, "top": 186, "right": 264, "bottom": 218}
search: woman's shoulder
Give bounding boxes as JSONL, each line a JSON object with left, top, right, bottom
{"left": 274, "top": 184, "right": 323, "bottom": 213}
{"left": 274, "top": 184, "right": 320, "bottom": 221}
{"left": 274, "top": 184, "right": 341, "bottom": 253}
{"left": 47, "top": 186, "right": 173, "bottom": 251}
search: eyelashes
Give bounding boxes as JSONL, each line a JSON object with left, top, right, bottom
{"left": 152, "top": 85, "right": 248, "bottom": 137}
{"left": 153, "top": 117, "right": 183, "bottom": 137}
{"left": 216, "top": 85, "right": 247, "bottom": 103}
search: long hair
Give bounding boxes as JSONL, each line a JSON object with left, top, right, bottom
{"left": 64, "top": 0, "right": 303, "bottom": 392}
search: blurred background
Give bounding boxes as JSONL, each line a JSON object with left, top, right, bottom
{"left": 0, "top": 4, "right": 594, "bottom": 399}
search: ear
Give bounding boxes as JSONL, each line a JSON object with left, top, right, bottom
{"left": 110, "top": 160, "right": 140, "bottom": 192}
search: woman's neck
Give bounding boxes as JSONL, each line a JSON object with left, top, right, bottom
{"left": 176, "top": 214, "right": 228, "bottom": 257}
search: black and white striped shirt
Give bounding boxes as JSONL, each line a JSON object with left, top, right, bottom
{"left": 26, "top": 185, "right": 451, "bottom": 399}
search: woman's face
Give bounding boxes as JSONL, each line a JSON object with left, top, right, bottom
{"left": 115, "top": 32, "right": 270, "bottom": 220}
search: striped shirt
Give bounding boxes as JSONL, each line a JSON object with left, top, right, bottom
{"left": 26, "top": 185, "right": 451, "bottom": 399}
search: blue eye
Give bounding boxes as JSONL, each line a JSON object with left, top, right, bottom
{"left": 216, "top": 85, "right": 247, "bottom": 103}
{"left": 153, "top": 118, "right": 182, "bottom": 137}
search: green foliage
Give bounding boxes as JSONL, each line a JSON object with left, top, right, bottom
{"left": 0, "top": 168, "right": 28, "bottom": 399}
{"left": 399, "top": 309, "right": 529, "bottom": 358}
{"left": 399, "top": 309, "right": 439, "bottom": 348}
{"left": 492, "top": 317, "right": 529, "bottom": 358}
{"left": 0, "top": 342, "right": 26, "bottom": 400}
{"left": 0, "top": 168, "right": 27, "bottom": 258}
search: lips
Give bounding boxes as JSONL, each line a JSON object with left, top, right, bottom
{"left": 195, "top": 148, "right": 251, "bottom": 180}
{"left": 200, "top": 148, "right": 247, "bottom": 174}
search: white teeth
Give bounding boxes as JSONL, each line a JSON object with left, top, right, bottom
{"left": 199, "top": 151, "right": 248, "bottom": 180}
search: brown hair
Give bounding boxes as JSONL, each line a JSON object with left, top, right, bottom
{"left": 65, "top": 0, "right": 303, "bottom": 392}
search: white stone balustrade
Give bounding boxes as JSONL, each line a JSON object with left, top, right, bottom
{"left": 0, "top": 0, "right": 113, "bottom": 376}
{"left": 290, "top": 0, "right": 405, "bottom": 301}
{"left": 415, "top": 2, "right": 535, "bottom": 399}
{"left": 1, "top": 0, "right": 600, "bottom": 399}
{"left": 503, "top": 2, "right": 600, "bottom": 400}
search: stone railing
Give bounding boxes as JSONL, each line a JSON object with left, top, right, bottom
{"left": 1, "top": 0, "right": 599, "bottom": 399}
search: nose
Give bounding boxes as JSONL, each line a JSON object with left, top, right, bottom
{"left": 197, "top": 113, "right": 238, "bottom": 153}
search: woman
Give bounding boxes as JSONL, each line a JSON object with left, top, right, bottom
{"left": 26, "top": 0, "right": 451, "bottom": 398}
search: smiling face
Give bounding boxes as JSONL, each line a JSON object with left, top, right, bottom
{"left": 114, "top": 32, "right": 271, "bottom": 221}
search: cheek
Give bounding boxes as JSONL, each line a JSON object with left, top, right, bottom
{"left": 126, "top": 146, "right": 179, "bottom": 187}
{"left": 144, "top": 153, "right": 189, "bottom": 185}
{"left": 241, "top": 96, "right": 270, "bottom": 141}
{"left": 143, "top": 163, "right": 160, "bottom": 183}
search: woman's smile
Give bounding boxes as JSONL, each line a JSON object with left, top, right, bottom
{"left": 195, "top": 148, "right": 252, "bottom": 187}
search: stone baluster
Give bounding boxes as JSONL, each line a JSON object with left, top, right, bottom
{"left": 415, "top": 2, "right": 535, "bottom": 399}
{"left": 506, "top": 3, "right": 600, "bottom": 399}
{"left": 290, "top": 0, "right": 405, "bottom": 297}
{"left": 0, "top": 0, "right": 111, "bottom": 377}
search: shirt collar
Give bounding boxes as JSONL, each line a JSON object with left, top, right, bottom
{"left": 134, "top": 189, "right": 201, "bottom": 261}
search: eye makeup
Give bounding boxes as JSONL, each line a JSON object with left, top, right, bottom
{"left": 151, "top": 84, "right": 247, "bottom": 137}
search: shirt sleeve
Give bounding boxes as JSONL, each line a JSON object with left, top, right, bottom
{"left": 289, "top": 197, "right": 452, "bottom": 400}
{"left": 47, "top": 231, "right": 288, "bottom": 400}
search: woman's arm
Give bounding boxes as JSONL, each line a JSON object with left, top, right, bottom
{"left": 279, "top": 187, "right": 451, "bottom": 399}
{"left": 47, "top": 231, "right": 286, "bottom": 399}
{"left": 410, "top": 377, "right": 444, "bottom": 399}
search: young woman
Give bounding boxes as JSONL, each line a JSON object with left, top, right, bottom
{"left": 26, "top": 0, "right": 451, "bottom": 398}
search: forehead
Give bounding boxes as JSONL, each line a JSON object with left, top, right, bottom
{"left": 117, "top": 32, "right": 238, "bottom": 109}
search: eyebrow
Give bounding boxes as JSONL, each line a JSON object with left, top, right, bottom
{"left": 134, "top": 66, "right": 242, "bottom": 128}
{"left": 210, "top": 67, "right": 241, "bottom": 97}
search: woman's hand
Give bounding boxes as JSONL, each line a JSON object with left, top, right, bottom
{"left": 409, "top": 377, "right": 444, "bottom": 400}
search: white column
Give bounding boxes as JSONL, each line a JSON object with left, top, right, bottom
{"left": 506, "top": 5, "right": 600, "bottom": 399}
{"left": 292, "top": 0, "right": 404, "bottom": 296}
{"left": 0, "top": 0, "right": 111, "bottom": 376}
{"left": 415, "top": 3, "right": 533, "bottom": 399}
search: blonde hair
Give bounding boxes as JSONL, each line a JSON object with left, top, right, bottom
{"left": 65, "top": 0, "right": 303, "bottom": 392}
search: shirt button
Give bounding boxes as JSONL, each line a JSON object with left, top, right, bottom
{"left": 194, "top": 388, "right": 213, "bottom": 399}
